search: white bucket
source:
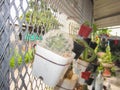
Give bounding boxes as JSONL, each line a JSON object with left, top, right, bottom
{"left": 74, "top": 59, "right": 89, "bottom": 85}
{"left": 32, "top": 45, "right": 74, "bottom": 87}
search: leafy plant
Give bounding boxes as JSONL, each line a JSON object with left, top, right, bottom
{"left": 9, "top": 50, "right": 22, "bottom": 68}
{"left": 91, "top": 24, "right": 98, "bottom": 42}
{"left": 25, "top": 48, "right": 34, "bottom": 63}
{"left": 100, "top": 41, "right": 112, "bottom": 63}
{"left": 75, "top": 38, "right": 96, "bottom": 62}
{"left": 41, "top": 30, "right": 73, "bottom": 57}
{"left": 9, "top": 48, "right": 34, "bottom": 68}
{"left": 22, "top": 0, "right": 61, "bottom": 32}
{"left": 97, "top": 28, "right": 111, "bottom": 36}
{"left": 97, "top": 63, "right": 104, "bottom": 72}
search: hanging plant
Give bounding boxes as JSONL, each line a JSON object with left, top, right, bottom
{"left": 32, "top": 30, "right": 75, "bottom": 86}
{"left": 100, "top": 41, "right": 112, "bottom": 64}
{"left": 41, "top": 30, "right": 74, "bottom": 57}
{"left": 75, "top": 38, "right": 96, "bottom": 63}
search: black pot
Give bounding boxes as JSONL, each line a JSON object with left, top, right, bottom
{"left": 72, "top": 41, "right": 85, "bottom": 59}
{"left": 86, "top": 78, "right": 94, "bottom": 85}
{"left": 84, "top": 38, "right": 97, "bottom": 49}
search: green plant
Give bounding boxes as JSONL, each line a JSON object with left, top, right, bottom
{"left": 97, "top": 28, "right": 111, "bottom": 36}
{"left": 24, "top": 48, "right": 34, "bottom": 63}
{"left": 91, "top": 24, "right": 98, "bottom": 42}
{"left": 9, "top": 48, "right": 34, "bottom": 68}
{"left": 9, "top": 50, "right": 22, "bottom": 68}
{"left": 41, "top": 30, "right": 73, "bottom": 57}
{"left": 22, "top": 0, "right": 61, "bottom": 32}
{"left": 75, "top": 38, "right": 96, "bottom": 62}
{"left": 100, "top": 41, "right": 112, "bottom": 63}
{"left": 97, "top": 63, "right": 104, "bottom": 72}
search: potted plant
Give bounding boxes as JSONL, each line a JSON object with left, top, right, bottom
{"left": 73, "top": 37, "right": 96, "bottom": 84}
{"left": 98, "top": 41, "right": 114, "bottom": 77}
{"left": 32, "top": 30, "right": 75, "bottom": 87}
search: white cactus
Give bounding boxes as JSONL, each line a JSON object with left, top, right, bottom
{"left": 41, "top": 30, "right": 74, "bottom": 57}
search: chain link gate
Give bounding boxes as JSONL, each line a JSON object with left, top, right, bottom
{"left": 0, "top": 0, "right": 61, "bottom": 90}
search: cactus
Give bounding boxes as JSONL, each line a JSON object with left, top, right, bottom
{"left": 41, "top": 30, "right": 74, "bottom": 57}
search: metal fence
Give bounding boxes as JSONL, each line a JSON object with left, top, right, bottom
{"left": 0, "top": 0, "right": 58, "bottom": 90}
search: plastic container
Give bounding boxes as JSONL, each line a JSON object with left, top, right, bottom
{"left": 74, "top": 59, "right": 89, "bottom": 85}
{"left": 32, "top": 45, "right": 74, "bottom": 87}
{"left": 72, "top": 41, "right": 85, "bottom": 59}
{"left": 78, "top": 24, "right": 92, "bottom": 38}
{"left": 95, "top": 71, "right": 104, "bottom": 90}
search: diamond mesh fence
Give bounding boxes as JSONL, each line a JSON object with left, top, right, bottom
{"left": 0, "top": 0, "right": 60, "bottom": 90}
{"left": 0, "top": 0, "right": 92, "bottom": 90}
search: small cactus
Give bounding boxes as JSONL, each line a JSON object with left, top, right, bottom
{"left": 41, "top": 30, "right": 74, "bottom": 57}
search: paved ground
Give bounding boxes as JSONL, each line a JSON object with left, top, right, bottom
{"left": 104, "top": 77, "right": 120, "bottom": 90}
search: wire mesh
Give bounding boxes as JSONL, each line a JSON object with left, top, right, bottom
{"left": 0, "top": 0, "right": 60, "bottom": 90}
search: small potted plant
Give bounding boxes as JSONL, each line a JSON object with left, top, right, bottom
{"left": 32, "top": 30, "right": 75, "bottom": 87}
{"left": 100, "top": 42, "right": 113, "bottom": 67}
{"left": 99, "top": 41, "right": 114, "bottom": 76}
{"left": 73, "top": 37, "right": 96, "bottom": 84}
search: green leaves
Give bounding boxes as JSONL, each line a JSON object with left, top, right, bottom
{"left": 25, "top": 49, "right": 34, "bottom": 63}
{"left": 101, "top": 43, "right": 112, "bottom": 63}
{"left": 10, "top": 56, "right": 15, "bottom": 68}
{"left": 9, "top": 49, "right": 34, "bottom": 68}
{"left": 75, "top": 38, "right": 96, "bottom": 62}
{"left": 9, "top": 52, "right": 22, "bottom": 68}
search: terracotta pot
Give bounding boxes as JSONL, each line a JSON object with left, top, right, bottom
{"left": 103, "top": 68, "right": 111, "bottom": 77}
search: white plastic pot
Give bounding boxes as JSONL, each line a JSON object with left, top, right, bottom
{"left": 32, "top": 45, "right": 74, "bottom": 87}
{"left": 75, "top": 59, "right": 89, "bottom": 85}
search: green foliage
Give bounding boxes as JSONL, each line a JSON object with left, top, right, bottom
{"left": 97, "top": 28, "right": 111, "bottom": 35}
{"left": 75, "top": 38, "right": 96, "bottom": 62}
{"left": 91, "top": 24, "right": 112, "bottom": 42}
{"left": 81, "top": 46, "right": 96, "bottom": 62}
{"left": 97, "top": 63, "right": 104, "bottom": 72}
{"left": 10, "top": 56, "right": 15, "bottom": 68}
{"left": 24, "top": 0, "right": 60, "bottom": 32}
{"left": 42, "top": 30, "right": 73, "bottom": 57}
{"left": 25, "top": 49, "right": 34, "bottom": 63}
{"left": 9, "top": 48, "right": 34, "bottom": 68}
{"left": 9, "top": 50, "right": 22, "bottom": 68}
{"left": 101, "top": 42, "right": 112, "bottom": 63}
